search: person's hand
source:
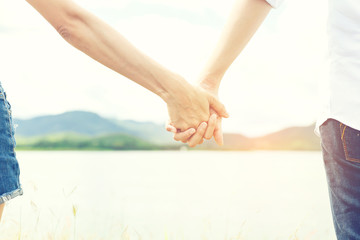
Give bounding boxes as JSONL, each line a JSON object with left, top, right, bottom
{"left": 166, "top": 111, "right": 221, "bottom": 147}
{"left": 165, "top": 82, "right": 228, "bottom": 132}
{"left": 166, "top": 108, "right": 224, "bottom": 148}
{"left": 166, "top": 78, "right": 225, "bottom": 147}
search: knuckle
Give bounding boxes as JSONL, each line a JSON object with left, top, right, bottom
{"left": 180, "top": 124, "right": 189, "bottom": 132}
{"left": 201, "top": 115, "right": 209, "bottom": 123}
{"left": 190, "top": 121, "right": 199, "bottom": 129}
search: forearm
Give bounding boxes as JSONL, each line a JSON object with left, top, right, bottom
{"left": 26, "top": 0, "right": 186, "bottom": 102}
{"left": 61, "top": 12, "right": 187, "bottom": 101}
{"left": 200, "top": 0, "right": 272, "bottom": 89}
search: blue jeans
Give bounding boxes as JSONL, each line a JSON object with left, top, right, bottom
{"left": 0, "top": 84, "right": 22, "bottom": 204}
{"left": 320, "top": 119, "right": 360, "bottom": 240}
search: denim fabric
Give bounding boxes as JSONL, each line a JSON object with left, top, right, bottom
{"left": 0, "top": 84, "right": 22, "bottom": 204}
{"left": 320, "top": 119, "right": 360, "bottom": 240}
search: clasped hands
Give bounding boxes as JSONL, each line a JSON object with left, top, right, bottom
{"left": 164, "top": 77, "right": 227, "bottom": 148}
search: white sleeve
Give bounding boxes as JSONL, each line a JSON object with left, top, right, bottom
{"left": 265, "top": 0, "right": 284, "bottom": 8}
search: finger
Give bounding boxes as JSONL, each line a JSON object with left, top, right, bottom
{"left": 208, "top": 94, "right": 229, "bottom": 118}
{"left": 166, "top": 125, "right": 177, "bottom": 133}
{"left": 213, "top": 118, "right": 224, "bottom": 146}
{"left": 173, "top": 128, "right": 196, "bottom": 142}
{"left": 188, "top": 122, "right": 207, "bottom": 147}
{"left": 214, "top": 129, "right": 223, "bottom": 146}
{"left": 165, "top": 120, "right": 177, "bottom": 133}
{"left": 204, "top": 114, "right": 217, "bottom": 140}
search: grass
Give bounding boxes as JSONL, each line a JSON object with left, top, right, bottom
{"left": 0, "top": 203, "right": 324, "bottom": 240}
{"left": 0, "top": 184, "right": 332, "bottom": 240}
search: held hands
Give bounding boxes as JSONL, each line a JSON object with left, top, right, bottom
{"left": 165, "top": 79, "right": 225, "bottom": 147}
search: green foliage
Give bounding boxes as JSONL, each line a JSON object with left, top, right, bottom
{"left": 15, "top": 132, "right": 178, "bottom": 151}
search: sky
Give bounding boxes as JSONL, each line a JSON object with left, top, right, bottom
{"left": 0, "top": 0, "right": 328, "bottom": 137}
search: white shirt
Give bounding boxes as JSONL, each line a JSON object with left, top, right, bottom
{"left": 267, "top": 0, "right": 360, "bottom": 134}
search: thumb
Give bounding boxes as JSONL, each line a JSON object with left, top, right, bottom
{"left": 207, "top": 94, "right": 229, "bottom": 118}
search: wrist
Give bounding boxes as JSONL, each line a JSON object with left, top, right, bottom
{"left": 158, "top": 74, "right": 192, "bottom": 104}
{"left": 197, "top": 75, "right": 222, "bottom": 95}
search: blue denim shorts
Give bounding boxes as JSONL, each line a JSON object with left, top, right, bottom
{"left": 0, "top": 84, "right": 22, "bottom": 204}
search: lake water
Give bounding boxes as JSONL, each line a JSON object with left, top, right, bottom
{"left": 0, "top": 151, "right": 336, "bottom": 240}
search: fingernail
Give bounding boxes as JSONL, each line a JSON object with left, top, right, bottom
{"left": 201, "top": 122, "right": 207, "bottom": 128}
{"left": 190, "top": 128, "right": 196, "bottom": 134}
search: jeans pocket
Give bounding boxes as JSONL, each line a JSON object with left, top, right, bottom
{"left": 340, "top": 122, "right": 360, "bottom": 163}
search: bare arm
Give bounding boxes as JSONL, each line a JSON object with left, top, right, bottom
{"left": 25, "top": 0, "right": 228, "bottom": 131}
{"left": 167, "top": 0, "right": 273, "bottom": 146}
{"left": 199, "top": 0, "right": 272, "bottom": 89}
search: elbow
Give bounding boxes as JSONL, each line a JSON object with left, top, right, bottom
{"left": 56, "top": 24, "right": 72, "bottom": 41}
{"left": 55, "top": 9, "right": 85, "bottom": 42}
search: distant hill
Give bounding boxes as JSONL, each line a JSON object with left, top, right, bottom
{"left": 115, "top": 119, "right": 174, "bottom": 144}
{"left": 14, "top": 111, "right": 173, "bottom": 144}
{"left": 14, "top": 111, "right": 125, "bottom": 136}
{"left": 199, "top": 124, "right": 320, "bottom": 150}
{"left": 252, "top": 125, "right": 320, "bottom": 150}
{"left": 14, "top": 111, "right": 320, "bottom": 151}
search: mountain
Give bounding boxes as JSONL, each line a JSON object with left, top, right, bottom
{"left": 197, "top": 133, "right": 251, "bottom": 150}
{"left": 14, "top": 111, "right": 173, "bottom": 144}
{"left": 14, "top": 111, "right": 125, "bottom": 136}
{"left": 198, "top": 124, "right": 320, "bottom": 150}
{"left": 14, "top": 111, "right": 321, "bottom": 151}
{"left": 252, "top": 124, "right": 320, "bottom": 150}
{"left": 115, "top": 120, "right": 174, "bottom": 144}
